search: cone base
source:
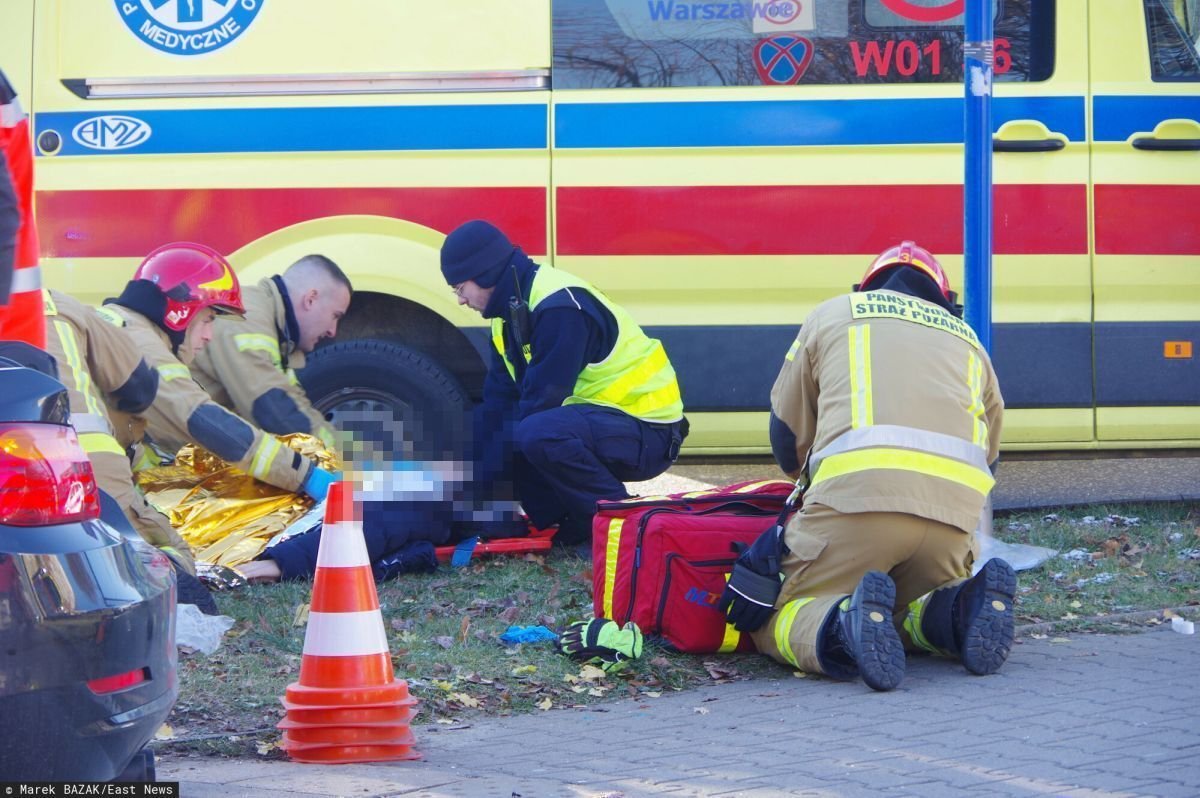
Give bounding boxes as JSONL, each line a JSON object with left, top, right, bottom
{"left": 280, "top": 743, "right": 422, "bottom": 764}
{"left": 284, "top": 679, "right": 412, "bottom": 709}
{"left": 282, "top": 725, "right": 415, "bottom": 746}
{"left": 279, "top": 704, "right": 417, "bottom": 728}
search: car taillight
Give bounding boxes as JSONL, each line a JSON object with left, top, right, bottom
{"left": 0, "top": 422, "right": 101, "bottom": 526}
{"left": 87, "top": 667, "right": 148, "bottom": 695}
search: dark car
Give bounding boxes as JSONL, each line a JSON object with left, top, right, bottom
{"left": 0, "top": 342, "right": 177, "bottom": 781}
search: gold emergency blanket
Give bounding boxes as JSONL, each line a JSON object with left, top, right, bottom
{"left": 136, "top": 434, "right": 339, "bottom": 568}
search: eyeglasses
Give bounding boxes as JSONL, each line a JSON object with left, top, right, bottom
{"left": 452, "top": 283, "right": 466, "bottom": 297}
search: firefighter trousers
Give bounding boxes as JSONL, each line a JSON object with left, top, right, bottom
{"left": 749, "top": 502, "right": 976, "bottom": 676}
{"left": 90, "top": 449, "right": 196, "bottom": 574}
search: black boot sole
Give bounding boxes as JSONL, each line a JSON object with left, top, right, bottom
{"left": 845, "top": 571, "right": 906, "bottom": 692}
{"left": 961, "top": 558, "right": 1017, "bottom": 676}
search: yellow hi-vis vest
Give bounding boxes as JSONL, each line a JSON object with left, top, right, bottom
{"left": 490, "top": 268, "right": 684, "bottom": 423}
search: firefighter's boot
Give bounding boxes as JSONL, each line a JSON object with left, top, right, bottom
{"left": 904, "top": 557, "right": 1017, "bottom": 675}
{"left": 816, "top": 570, "right": 905, "bottom": 692}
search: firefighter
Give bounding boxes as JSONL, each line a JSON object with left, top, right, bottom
{"left": 42, "top": 288, "right": 195, "bottom": 571}
{"left": 718, "top": 242, "right": 1015, "bottom": 692}
{"left": 439, "top": 220, "right": 688, "bottom": 546}
{"left": 0, "top": 68, "right": 45, "bottom": 348}
{"left": 99, "top": 242, "right": 337, "bottom": 502}
{"left": 191, "top": 255, "right": 352, "bottom": 450}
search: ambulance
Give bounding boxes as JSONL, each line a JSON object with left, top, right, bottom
{"left": 2, "top": 0, "right": 1197, "bottom": 454}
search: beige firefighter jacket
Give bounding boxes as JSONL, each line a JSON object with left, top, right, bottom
{"left": 99, "top": 302, "right": 314, "bottom": 494}
{"left": 192, "top": 277, "right": 335, "bottom": 448}
{"left": 42, "top": 290, "right": 194, "bottom": 565}
{"left": 772, "top": 289, "right": 1004, "bottom": 533}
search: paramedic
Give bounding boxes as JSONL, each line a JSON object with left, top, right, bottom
{"left": 191, "top": 254, "right": 351, "bottom": 450}
{"left": 440, "top": 219, "right": 688, "bottom": 545}
{"left": 100, "top": 242, "right": 337, "bottom": 502}
{"left": 42, "top": 288, "right": 195, "bottom": 572}
{"left": 718, "top": 241, "right": 1015, "bottom": 692}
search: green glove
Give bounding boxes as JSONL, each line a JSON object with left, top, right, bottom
{"left": 558, "top": 618, "right": 644, "bottom": 673}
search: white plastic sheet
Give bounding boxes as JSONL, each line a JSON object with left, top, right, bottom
{"left": 175, "top": 603, "right": 235, "bottom": 655}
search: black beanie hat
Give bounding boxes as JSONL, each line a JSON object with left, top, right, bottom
{"left": 440, "top": 220, "right": 515, "bottom": 289}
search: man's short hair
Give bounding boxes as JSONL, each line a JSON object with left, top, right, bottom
{"left": 286, "top": 254, "right": 353, "bottom": 295}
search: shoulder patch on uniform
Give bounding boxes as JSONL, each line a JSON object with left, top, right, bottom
{"left": 848, "top": 292, "right": 980, "bottom": 349}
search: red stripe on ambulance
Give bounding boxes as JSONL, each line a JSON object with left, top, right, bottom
{"left": 36, "top": 187, "right": 547, "bottom": 257}
{"left": 556, "top": 184, "right": 1087, "bottom": 256}
{"left": 1094, "top": 185, "right": 1200, "bottom": 255}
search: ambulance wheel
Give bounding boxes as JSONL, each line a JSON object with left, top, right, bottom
{"left": 299, "top": 339, "right": 469, "bottom": 461}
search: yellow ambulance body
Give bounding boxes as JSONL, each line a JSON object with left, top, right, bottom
{"left": 3, "top": 0, "right": 1198, "bottom": 454}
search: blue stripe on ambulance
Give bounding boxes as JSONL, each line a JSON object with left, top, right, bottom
{"left": 554, "top": 96, "right": 1085, "bottom": 149}
{"left": 35, "top": 104, "right": 548, "bottom": 156}
{"left": 1093, "top": 95, "right": 1200, "bottom": 142}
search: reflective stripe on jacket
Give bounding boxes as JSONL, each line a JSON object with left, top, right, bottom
{"left": 490, "top": 267, "right": 683, "bottom": 423}
{"left": 771, "top": 290, "right": 1004, "bottom": 533}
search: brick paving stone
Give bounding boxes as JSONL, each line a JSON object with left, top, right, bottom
{"left": 158, "top": 630, "right": 1199, "bottom": 798}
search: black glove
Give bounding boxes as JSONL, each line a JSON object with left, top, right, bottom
{"left": 717, "top": 524, "right": 786, "bottom": 633}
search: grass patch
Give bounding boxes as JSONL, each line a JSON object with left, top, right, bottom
{"left": 161, "top": 501, "right": 1199, "bottom": 757}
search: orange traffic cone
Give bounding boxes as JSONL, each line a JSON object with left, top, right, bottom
{"left": 278, "top": 481, "right": 419, "bottom": 763}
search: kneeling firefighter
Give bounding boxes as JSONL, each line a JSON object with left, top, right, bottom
{"left": 100, "top": 243, "right": 337, "bottom": 503}
{"left": 718, "top": 241, "right": 1016, "bottom": 691}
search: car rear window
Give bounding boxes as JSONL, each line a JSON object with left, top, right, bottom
{"left": 553, "top": 0, "right": 1056, "bottom": 88}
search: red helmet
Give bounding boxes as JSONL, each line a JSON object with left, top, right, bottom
{"left": 133, "top": 242, "right": 244, "bottom": 331}
{"left": 856, "top": 241, "right": 954, "bottom": 302}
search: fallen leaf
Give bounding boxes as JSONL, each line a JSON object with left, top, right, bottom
{"left": 433, "top": 680, "right": 454, "bottom": 692}
{"left": 435, "top": 718, "right": 455, "bottom": 725}
{"left": 579, "top": 664, "right": 607, "bottom": 681}
{"left": 510, "top": 665, "right": 537, "bottom": 677}
{"left": 792, "top": 671, "right": 807, "bottom": 678}
{"left": 459, "top": 616, "right": 471, "bottom": 642}
{"left": 450, "top": 692, "right": 480, "bottom": 708}
{"left": 1069, "top": 600, "right": 1083, "bottom": 609}
{"left": 154, "top": 723, "right": 175, "bottom": 740}
{"left": 644, "top": 691, "right": 662, "bottom": 698}
{"left": 587, "top": 687, "right": 606, "bottom": 697}
{"left": 703, "top": 661, "right": 739, "bottom": 681}
{"left": 499, "top": 606, "right": 521, "bottom": 623}
{"left": 255, "top": 739, "right": 280, "bottom": 756}
{"left": 434, "top": 636, "right": 454, "bottom": 649}
{"left": 1050, "top": 637, "right": 1070, "bottom": 643}
{"left": 292, "top": 603, "right": 310, "bottom": 627}
{"left": 537, "top": 697, "right": 553, "bottom": 711}
{"left": 649, "top": 657, "right": 671, "bottom": 668}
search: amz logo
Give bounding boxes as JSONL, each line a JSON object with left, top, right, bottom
{"left": 72, "top": 116, "right": 152, "bottom": 151}
{"left": 115, "top": 0, "right": 264, "bottom": 56}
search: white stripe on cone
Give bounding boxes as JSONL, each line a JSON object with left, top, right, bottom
{"left": 302, "top": 610, "right": 389, "bottom": 657}
{"left": 316, "top": 521, "right": 371, "bottom": 568}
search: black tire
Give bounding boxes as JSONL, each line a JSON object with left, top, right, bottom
{"left": 299, "top": 339, "right": 470, "bottom": 461}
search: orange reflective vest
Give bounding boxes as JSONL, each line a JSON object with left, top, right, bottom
{"left": 0, "top": 69, "right": 45, "bottom": 349}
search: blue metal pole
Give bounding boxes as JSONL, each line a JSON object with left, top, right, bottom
{"left": 963, "top": 0, "right": 994, "bottom": 352}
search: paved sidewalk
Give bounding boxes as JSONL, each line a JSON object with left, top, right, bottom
{"left": 161, "top": 627, "right": 1200, "bottom": 798}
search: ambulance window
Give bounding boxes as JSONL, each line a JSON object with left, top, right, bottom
{"left": 552, "top": 0, "right": 1054, "bottom": 88}
{"left": 1145, "top": 0, "right": 1200, "bottom": 80}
